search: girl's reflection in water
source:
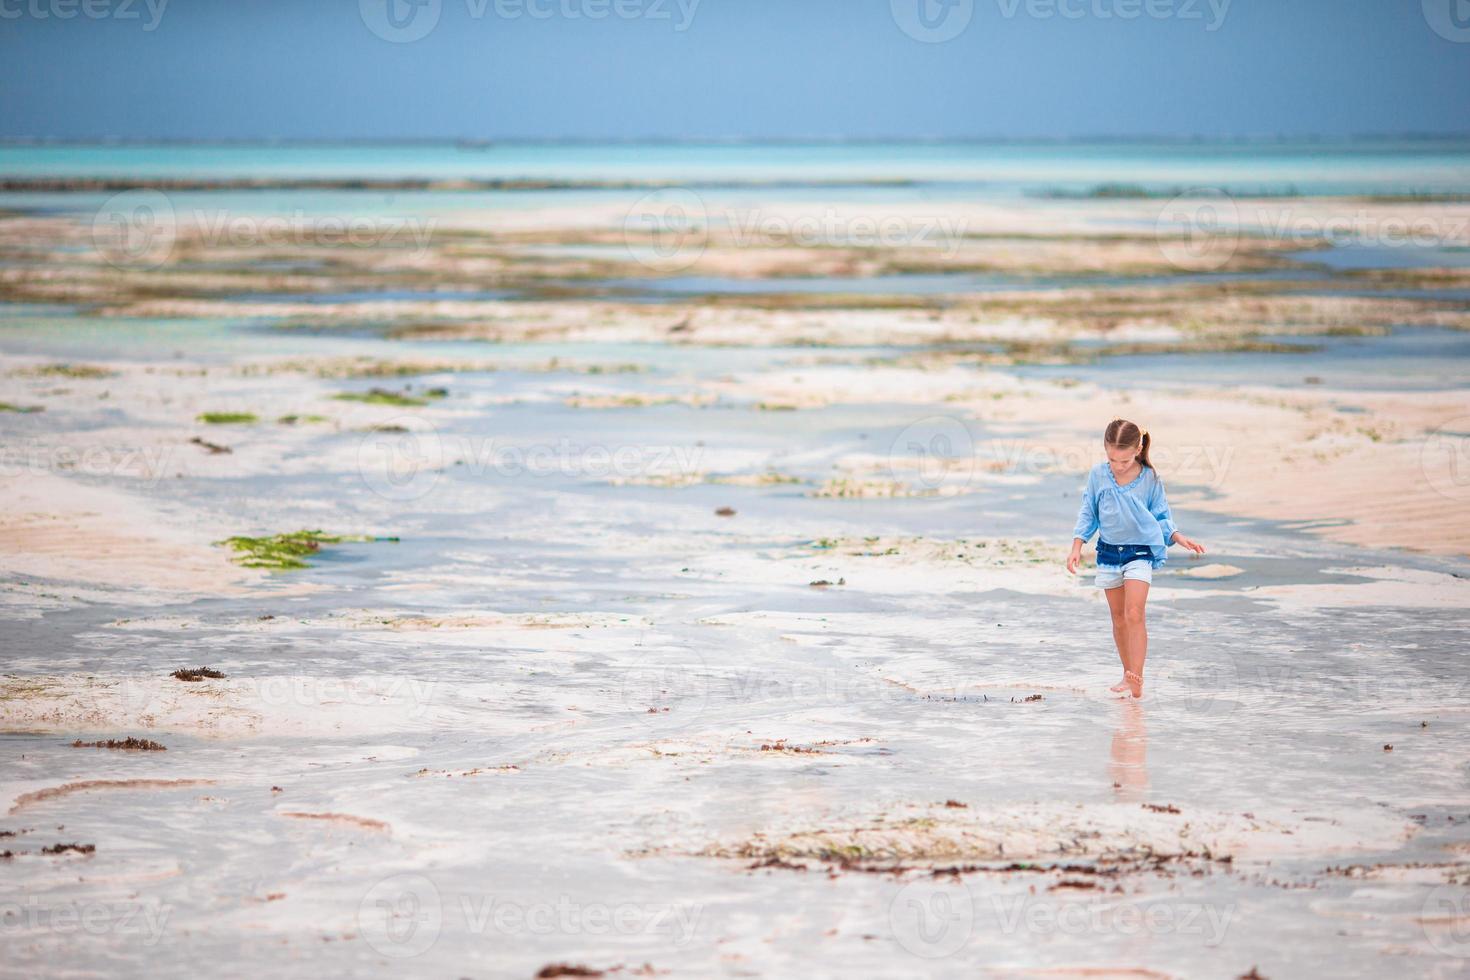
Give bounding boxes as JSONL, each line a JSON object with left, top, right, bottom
{"left": 1109, "top": 700, "right": 1149, "bottom": 800}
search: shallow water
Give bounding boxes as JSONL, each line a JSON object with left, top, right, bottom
{"left": 1014, "top": 327, "right": 1470, "bottom": 391}
{"left": 5, "top": 139, "right": 1470, "bottom": 195}
{"left": 2, "top": 158, "right": 1470, "bottom": 975}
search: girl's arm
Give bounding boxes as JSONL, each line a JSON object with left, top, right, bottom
{"left": 1066, "top": 471, "right": 1099, "bottom": 574}
{"left": 1148, "top": 473, "right": 1206, "bottom": 556}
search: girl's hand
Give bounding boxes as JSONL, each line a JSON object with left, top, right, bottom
{"left": 1066, "top": 546, "right": 1082, "bottom": 575}
{"left": 1173, "top": 533, "right": 1206, "bottom": 557}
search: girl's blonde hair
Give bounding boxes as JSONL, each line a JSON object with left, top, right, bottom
{"left": 1105, "top": 418, "right": 1152, "bottom": 469}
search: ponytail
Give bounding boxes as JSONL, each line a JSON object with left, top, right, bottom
{"left": 1105, "top": 418, "right": 1153, "bottom": 469}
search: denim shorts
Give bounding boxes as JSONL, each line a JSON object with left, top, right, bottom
{"left": 1096, "top": 560, "right": 1152, "bottom": 590}
{"left": 1095, "top": 541, "right": 1154, "bottom": 590}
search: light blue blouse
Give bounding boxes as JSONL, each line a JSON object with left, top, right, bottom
{"left": 1071, "top": 462, "right": 1180, "bottom": 568}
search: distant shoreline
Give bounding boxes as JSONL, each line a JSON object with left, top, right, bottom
{"left": 2, "top": 134, "right": 1470, "bottom": 148}
{"left": 3, "top": 176, "right": 1465, "bottom": 202}
{"left": 0, "top": 176, "right": 923, "bottom": 193}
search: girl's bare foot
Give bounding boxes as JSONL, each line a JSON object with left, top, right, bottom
{"left": 1109, "top": 677, "right": 1130, "bottom": 693}
{"left": 1124, "top": 669, "right": 1144, "bottom": 700}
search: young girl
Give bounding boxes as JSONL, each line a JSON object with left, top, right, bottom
{"left": 1066, "top": 419, "right": 1205, "bottom": 699}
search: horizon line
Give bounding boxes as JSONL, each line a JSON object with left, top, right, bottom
{"left": 4, "top": 133, "right": 1470, "bottom": 148}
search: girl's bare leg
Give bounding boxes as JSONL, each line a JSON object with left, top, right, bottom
{"left": 1105, "top": 585, "right": 1129, "bottom": 691}
{"left": 1121, "top": 579, "right": 1150, "bottom": 698}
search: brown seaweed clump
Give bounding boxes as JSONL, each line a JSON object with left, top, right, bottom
{"left": 72, "top": 737, "right": 167, "bottom": 751}
{"left": 172, "top": 667, "right": 225, "bottom": 682}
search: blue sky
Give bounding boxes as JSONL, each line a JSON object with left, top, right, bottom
{"left": 0, "top": 0, "right": 1466, "bottom": 140}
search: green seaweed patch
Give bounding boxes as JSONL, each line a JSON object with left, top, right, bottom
{"left": 333, "top": 386, "right": 448, "bottom": 408}
{"left": 0, "top": 402, "right": 43, "bottom": 413}
{"left": 217, "top": 529, "right": 398, "bottom": 570}
{"left": 198, "top": 412, "right": 258, "bottom": 425}
{"left": 25, "top": 363, "right": 115, "bottom": 379}
{"left": 277, "top": 414, "right": 332, "bottom": 425}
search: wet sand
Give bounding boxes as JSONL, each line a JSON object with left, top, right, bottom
{"left": 1, "top": 185, "right": 1469, "bottom": 978}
